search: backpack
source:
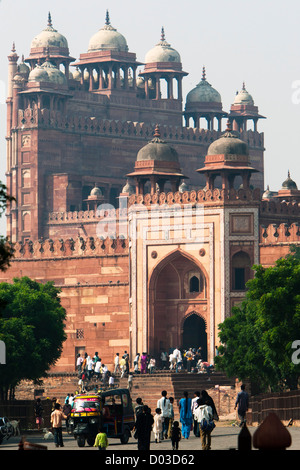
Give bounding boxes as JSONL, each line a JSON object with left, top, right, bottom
{"left": 200, "top": 418, "right": 215, "bottom": 432}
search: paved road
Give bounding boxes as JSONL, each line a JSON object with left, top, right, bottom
{"left": 1, "top": 425, "right": 299, "bottom": 451}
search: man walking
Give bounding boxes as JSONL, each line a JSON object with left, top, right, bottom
{"left": 234, "top": 384, "right": 249, "bottom": 426}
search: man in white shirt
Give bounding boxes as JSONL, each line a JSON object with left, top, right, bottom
{"left": 157, "top": 390, "right": 171, "bottom": 440}
{"left": 114, "top": 353, "right": 120, "bottom": 375}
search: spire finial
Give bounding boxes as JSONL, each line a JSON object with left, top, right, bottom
{"left": 202, "top": 66, "right": 206, "bottom": 81}
{"left": 105, "top": 10, "right": 110, "bottom": 25}
{"left": 12, "top": 42, "right": 16, "bottom": 53}
{"left": 161, "top": 26, "right": 165, "bottom": 41}
{"left": 242, "top": 81, "right": 246, "bottom": 90}
{"left": 225, "top": 119, "right": 232, "bottom": 132}
{"left": 288, "top": 169, "right": 291, "bottom": 178}
{"left": 48, "top": 12, "right": 52, "bottom": 27}
{"left": 153, "top": 124, "right": 161, "bottom": 138}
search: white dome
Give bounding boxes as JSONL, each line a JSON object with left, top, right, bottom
{"left": 88, "top": 11, "right": 128, "bottom": 53}
{"left": 145, "top": 28, "right": 181, "bottom": 63}
{"left": 233, "top": 83, "right": 254, "bottom": 105}
{"left": 41, "top": 60, "right": 67, "bottom": 85}
{"left": 28, "top": 65, "right": 50, "bottom": 83}
{"left": 30, "top": 13, "right": 68, "bottom": 50}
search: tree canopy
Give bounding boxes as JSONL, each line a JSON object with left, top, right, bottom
{"left": 0, "top": 277, "right": 67, "bottom": 399}
{"left": 215, "top": 250, "right": 300, "bottom": 392}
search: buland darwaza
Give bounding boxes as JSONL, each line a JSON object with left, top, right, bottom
{"left": 2, "top": 11, "right": 300, "bottom": 371}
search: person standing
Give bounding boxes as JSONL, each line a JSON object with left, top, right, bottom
{"left": 133, "top": 353, "right": 140, "bottom": 373}
{"left": 51, "top": 403, "right": 67, "bottom": 448}
{"left": 157, "top": 390, "right": 171, "bottom": 440}
{"left": 94, "top": 427, "right": 109, "bottom": 450}
{"left": 234, "top": 384, "right": 249, "bottom": 426}
{"left": 153, "top": 408, "right": 163, "bottom": 443}
{"left": 76, "top": 353, "right": 83, "bottom": 375}
{"left": 114, "top": 353, "right": 120, "bottom": 375}
{"left": 179, "top": 391, "right": 193, "bottom": 439}
{"left": 34, "top": 398, "right": 44, "bottom": 431}
{"left": 140, "top": 352, "right": 147, "bottom": 374}
{"left": 193, "top": 398, "right": 214, "bottom": 450}
{"left": 170, "top": 421, "right": 181, "bottom": 450}
{"left": 191, "top": 391, "right": 200, "bottom": 437}
{"left": 134, "top": 405, "right": 154, "bottom": 450}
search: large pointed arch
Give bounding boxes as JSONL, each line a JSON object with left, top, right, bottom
{"left": 148, "top": 249, "right": 209, "bottom": 357}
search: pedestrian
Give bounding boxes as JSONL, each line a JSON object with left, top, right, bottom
{"left": 62, "top": 399, "right": 72, "bottom": 432}
{"left": 34, "top": 398, "right": 44, "bottom": 431}
{"left": 167, "top": 397, "right": 174, "bottom": 438}
{"left": 51, "top": 403, "right": 67, "bottom": 448}
{"left": 94, "top": 427, "right": 109, "bottom": 450}
{"left": 179, "top": 391, "right": 193, "bottom": 439}
{"left": 234, "top": 384, "right": 249, "bottom": 427}
{"left": 134, "top": 398, "right": 144, "bottom": 418}
{"left": 199, "top": 390, "right": 219, "bottom": 421}
{"left": 148, "top": 356, "right": 156, "bottom": 374}
{"left": 193, "top": 397, "right": 214, "bottom": 450}
{"left": 101, "top": 364, "right": 108, "bottom": 384}
{"left": 153, "top": 408, "right": 163, "bottom": 443}
{"left": 76, "top": 353, "right": 83, "bottom": 375}
{"left": 160, "top": 350, "right": 168, "bottom": 370}
{"left": 191, "top": 391, "right": 200, "bottom": 437}
{"left": 140, "top": 352, "right": 147, "bottom": 374}
{"left": 120, "top": 356, "right": 126, "bottom": 378}
{"left": 134, "top": 405, "right": 154, "bottom": 450}
{"left": 109, "top": 374, "right": 115, "bottom": 388}
{"left": 185, "top": 348, "right": 194, "bottom": 373}
{"left": 170, "top": 420, "right": 181, "bottom": 450}
{"left": 87, "top": 355, "right": 94, "bottom": 380}
{"left": 133, "top": 353, "right": 140, "bottom": 373}
{"left": 128, "top": 372, "right": 133, "bottom": 391}
{"left": 114, "top": 353, "right": 120, "bottom": 375}
{"left": 123, "top": 350, "right": 130, "bottom": 375}
{"left": 94, "top": 358, "right": 102, "bottom": 381}
{"left": 157, "top": 390, "right": 171, "bottom": 440}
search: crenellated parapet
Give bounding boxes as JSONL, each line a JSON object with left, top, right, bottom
{"left": 260, "top": 199, "right": 300, "bottom": 217}
{"left": 11, "top": 235, "right": 129, "bottom": 260}
{"left": 127, "top": 187, "right": 262, "bottom": 207}
{"left": 17, "top": 108, "right": 264, "bottom": 147}
{"left": 260, "top": 222, "right": 300, "bottom": 244}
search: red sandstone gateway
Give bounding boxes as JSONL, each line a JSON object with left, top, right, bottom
{"left": 70, "top": 388, "right": 135, "bottom": 447}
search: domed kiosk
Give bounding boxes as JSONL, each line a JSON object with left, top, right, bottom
{"left": 26, "top": 12, "right": 74, "bottom": 76}
{"left": 73, "top": 10, "right": 142, "bottom": 94}
{"left": 228, "top": 82, "right": 265, "bottom": 132}
{"left": 196, "top": 120, "right": 258, "bottom": 191}
{"left": 127, "top": 124, "right": 187, "bottom": 195}
{"left": 184, "top": 67, "right": 227, "bottom": 130}
{"left": 139, "top": 27, "right": 187, "bottom": 101}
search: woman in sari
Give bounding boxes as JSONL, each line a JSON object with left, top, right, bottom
{"left": 179, "top": 391, "right": 193, "bottom": 439}
{"left": 140, "top": 352, "right": 148, "bottom": 374}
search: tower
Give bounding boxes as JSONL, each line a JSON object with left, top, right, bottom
{"left": 184, "top": 66, "right": 227, "bottom": 130}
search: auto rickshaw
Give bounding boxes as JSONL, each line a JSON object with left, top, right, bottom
{"left": 70, "top": 388, "right": 135, "bottom": 447}
{"left": 69, "top": 393, "right": 102, "bottom": 447}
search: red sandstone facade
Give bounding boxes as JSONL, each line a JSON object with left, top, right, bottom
{"left": 2, "top": 12, "right": 300, "bottom": 372}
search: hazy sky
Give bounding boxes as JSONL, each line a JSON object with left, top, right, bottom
{"left": 0, "top": 0, "right": 300, "bottom": 235}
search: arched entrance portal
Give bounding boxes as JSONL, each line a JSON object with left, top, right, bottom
{"left": 148, "top": 250, "right": 209, "bottom": 360}
{"left": 182, "top": 314, "right": 207, "bottom": 361}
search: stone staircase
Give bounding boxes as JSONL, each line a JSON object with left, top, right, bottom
{"left": 29, "top": 370, "right": 237, "bottom": 420}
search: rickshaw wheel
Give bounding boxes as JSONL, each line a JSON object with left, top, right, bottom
{"left": 87, "top": 436, "right": 95, "bottom": 446}
{"left": 77, "top": 435, "right": 85, "bottom": 447}
{"left": 120, "top": 428, "right": 131, "bottom": 444}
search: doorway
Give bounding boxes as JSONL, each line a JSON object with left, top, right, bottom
{"left": 182, "top": 314, "right": 207, "bottom": 361}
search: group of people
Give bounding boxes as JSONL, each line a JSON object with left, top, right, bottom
{"left": 161, "top": 347, "right": 214, "bottom": 376}
{"left": 133, "top": 389, "right": 219, "bottom": 451}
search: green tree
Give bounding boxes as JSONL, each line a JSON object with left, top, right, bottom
{"left": 0, "top": 277, "right": 67, "bottom": 400}
{"left": 0, "top": 181, "right": 15, "bottom": 271}
{"left": 215, "top": 252, "right": 300, "bottom": 392}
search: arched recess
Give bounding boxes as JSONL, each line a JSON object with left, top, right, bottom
{"left": 181, "top": 312, "right": 207, "bottom": 361}
{"left": 231, "top": 251, "right": 252, "bottom": 291}
{"left": 148, "top": 249, "right": 209, "bottom": 358}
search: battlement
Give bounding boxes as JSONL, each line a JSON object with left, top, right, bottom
{"left": 260, "top": 199, "right": 300, "bottom": 218}
{"left": 260, "top": 222, "right": 300, "bottom": 244}
{"left": 127, "top": 187, "right": 262, "bottom": 207}
{"left": 17, "top": 108, "right": 264, "bottom": 147}
{"left": 11, "top": 235, "right": 129, "bottom": 260}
